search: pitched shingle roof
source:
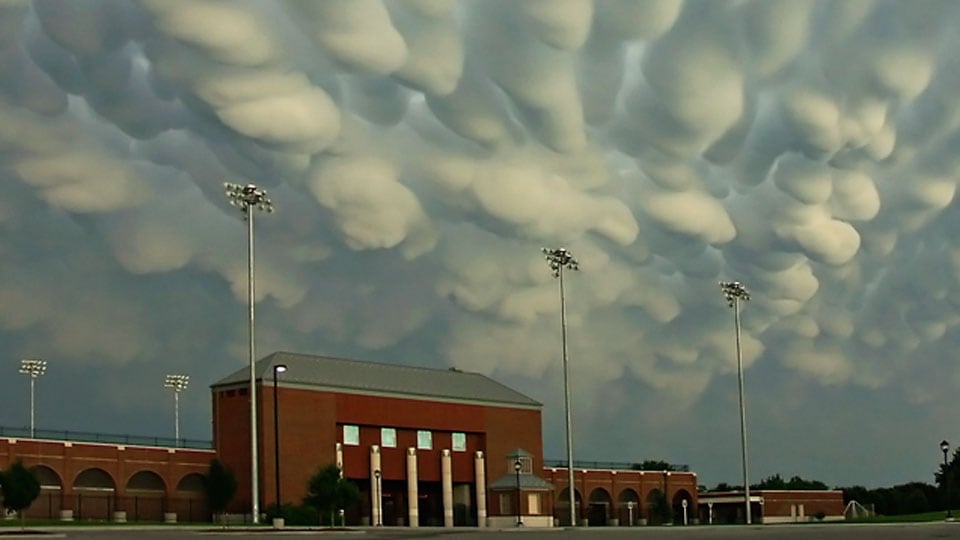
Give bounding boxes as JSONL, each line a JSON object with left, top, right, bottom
{"left": 212, "top": 351, "right": 541, "bottom": 408}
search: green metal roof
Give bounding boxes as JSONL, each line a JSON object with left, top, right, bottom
{"left": 212, "top": 351, "right": 542, "bottom": 408}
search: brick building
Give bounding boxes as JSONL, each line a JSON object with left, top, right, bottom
{"left": 211, "top": 351, "right": 699, "bottom": 527}
{"left": 0, "top": 437, "right": 212, "bottom": 522}
{"left": 698, "top": 490, "right": 845, "bottom": 524}
{"left": 211, "top": 351, "right": 549, "bottom": 526}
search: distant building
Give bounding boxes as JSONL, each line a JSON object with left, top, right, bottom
{"left": 698, "top": 490, "right": 845, "bottom": 524}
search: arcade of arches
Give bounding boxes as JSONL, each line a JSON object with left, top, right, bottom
{"left": 1, "top": 438, "right": 212, "bottom": 522}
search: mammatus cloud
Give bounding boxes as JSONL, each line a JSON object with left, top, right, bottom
{"left": 2, "top": 0, "right": 960, "bottom": 486}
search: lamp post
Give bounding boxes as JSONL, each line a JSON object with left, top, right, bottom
{"left": 273, "top": 364, "right": 287, "bottom": 513}
{"left": 163, "top": 374, "right": 189, "bottom": 445}
{"left": 19, "top": 358, "right": 47, "bottom": 438}
{"left": 514, "top": 459, "right": 523, "bottom": 527}
{"left": 373, "top": 469, "right": 382, "bottom": 526}
{"left": 720, "top": 280, "right": 752, "bottom": 524}
{"left": 225, "top": 182, "right": 274, "bottom": 524}
{"left": 542, "top": 247, "right": 579, "bottom": 527}
{"left": 942, "top": 440, "right": 952, "bottom": 519}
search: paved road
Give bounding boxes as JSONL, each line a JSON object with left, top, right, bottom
{"left": 8, "top": 524, "right": 960, "bottom": 540}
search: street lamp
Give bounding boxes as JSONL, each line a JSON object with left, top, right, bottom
{"left": 163, "top": 374, "right": 189, "bottom": 445}
{"left": 19, "top": 358, "right": 46, "bottom": 438}
{"left": 273, "top": 364, "right": 287, "bottom": 513}
{"left": 514, "top": 459, "right": 523, "bottom": 526}
{"left": 542, "top": 247, "right": 579, "bottom": 527}
{"left": 373, "top": 469, "right": 382, "bottom": 526}
{"left": 224, "top": 182, "right": 274, "bottom": 524}
{"left": 720, "top": 280, "right": 752, "bottom": 524}
{"left": 942, "top": 440, "right": 952, "bottom": 519}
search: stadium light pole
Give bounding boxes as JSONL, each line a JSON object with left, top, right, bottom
{"left": 19, "top": 358, "right": 47, "bottom": 438}
{"left": 543, "top": 247, "right": 579, "bottom": 527}
{"left": 273, "top": 364, "right": 287, "bottom": 513}
{"left": 942, "top": 440, "right": 952, "bottom": 519}
{"left": 163, "top": 374, "right": 189, "bottom": 445}
{"left": 225, "top": 182, "right": 274, "bottom": 524}
{"left": 720, "top": 280, "right": 752, "bottom": 525}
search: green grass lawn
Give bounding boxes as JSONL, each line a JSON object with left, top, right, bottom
{"left": 848, "top": 509, "right": 957, "bottom": 523}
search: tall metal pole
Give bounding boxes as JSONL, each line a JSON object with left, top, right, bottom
{"left": 30, "top": 377, "right": 36, "bottom": 438}
{"left": 273, "top": 364, "right": 287, "bottom": 512}
{"left": 174, "top": 390, "right": 180, "bottom": 441}
{"left": 225, "top": 182, "right": 273, "bottom": 525}
{"left": 164, "top": 374, "right": 189, "bottom": 446}
{"left": 721, "top": 281, "right": 751, "bottom": 525}
{"left": 19, "top": 358, "right": 47, "bottom": 438}
{"left": 543, "top": 247, "right": 579, "bottom": 527}
{"left": 247, "top": 199, "right": 260, "bottom": 524}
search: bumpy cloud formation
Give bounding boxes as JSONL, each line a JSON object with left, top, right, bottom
{"left": 2, "top": 0, "right": 960, "bottom": 483}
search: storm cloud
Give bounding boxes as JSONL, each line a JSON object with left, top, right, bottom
{"left": 1, "top": 0, "right": 960, "bottom": 487}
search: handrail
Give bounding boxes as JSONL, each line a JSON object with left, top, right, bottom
{"left": 0, "top": 426, "right": 213, "bottom": 450}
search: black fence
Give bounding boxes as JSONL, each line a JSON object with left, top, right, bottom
{"left": 543, "top": 460, "right": 690, "bottom": 472}
{"left": 0, "top": 426, "right": 212, "bottom": 450}
{"left": 26, "top": 493, "right": 210, "bottom": 523}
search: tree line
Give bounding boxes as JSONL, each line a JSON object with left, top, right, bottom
{"left": 704, "top": 448, "right": 960, "bottom": 517}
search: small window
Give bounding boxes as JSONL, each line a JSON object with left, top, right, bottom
{"left": 381, "top": 428, "right": 397, "bottom": 448}
{"left": 343, "top": 425, "right": 359, "bottom": 446}
{"left": 499, "top": 493, "right": 513, "bottom": 514}
{"left": 417, "top": 430, "right": 432, "bottom": 450}
{"left": 527, "top": 493, "right": 541, "bottom": 515}
{"left": 452, "top": 432, "right": 466, "bottom": 452}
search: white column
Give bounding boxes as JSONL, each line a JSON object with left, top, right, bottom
{"left": 441, "top": 449, "right": 454, "bottom": 527}
{"left": 407, "top": 447, "right": 419, "bottom": 528}
{"left": 370, "top": 445, "right": 382, "bottom": 526}
{"left": 474, "top": 451, "right": 487, "bottom": 527}
{"left": 336, "top": 443, "right": 344, "bottom": 477}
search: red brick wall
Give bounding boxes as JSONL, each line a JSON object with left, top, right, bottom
{"left": 213, "top": 383, "right": 544, "bottom": 514}
{"left": 0, "top": 437, "right": 213, "bottom": 520}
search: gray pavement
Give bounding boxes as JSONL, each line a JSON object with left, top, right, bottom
{"left": 5, "top": 523, "right": 960, "bottom": 540}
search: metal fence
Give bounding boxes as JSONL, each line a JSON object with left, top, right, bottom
{"left": 544, "top": 460, "right": 690, "bottom": 472}
{"left": 26, "top": 493, "right": 210, "bottom": 523}
{"left": 0, "top": 426, "right": 212, "bottom": 450}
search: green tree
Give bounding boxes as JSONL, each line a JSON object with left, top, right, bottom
{"left": 631, "top": 460, "right": 676, "bottom": 472}
{"left": 646, "top": 489, "right": 672, "bottom": 525}
{"left": 304, "top": 464, "right": 360, "bottom": 526}
{"left": 935, "top": 447, "right": 960, "bottom": 511}
{"left": 205, "top": 459, "right": 237, "bottom": 525}
{"left": 0, "top": 460, "right": 41, "bottom": 527}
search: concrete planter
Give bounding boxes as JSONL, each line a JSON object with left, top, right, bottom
{"left": 164, "top": 512, "right": 177, "bottom": 524}
{"left": 112, "top": 511, "right": 127, "bottom": 523}
{"left": 59, "top": 510, "right": 74, "bottom": 522}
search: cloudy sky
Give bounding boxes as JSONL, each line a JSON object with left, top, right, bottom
{"left": 2, "top": 0, "right": 960, "bottom": 489}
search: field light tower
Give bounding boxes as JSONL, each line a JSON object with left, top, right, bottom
{"left": 19, "top": 358, "right": 47, "bottom": 438}
{"left": 542, "top": 247, "right": 579, "bottom": 527}
{"left": 224, "top": 182, "right": 274, "bottom": 524}
{"left": 720, "top": 280, "right": 752, "bottom": 524}
{"left": 164, "top": 374, "right": 189, "bottom": 444}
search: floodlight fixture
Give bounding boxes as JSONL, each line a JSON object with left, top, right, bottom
{"left": 543, "top": 247, "right": 579, "bottom": 527}
{"left": 719, "top": 280, "right": 752, "bottom": 524}
{"left": 19, "top": 358, "right": 47, "bottom": 437}
{"left": 164, "top": 374, "right": 189, "bottom": 444}
{"left": 224, "top": 181, "right": 275, "bottom": 524}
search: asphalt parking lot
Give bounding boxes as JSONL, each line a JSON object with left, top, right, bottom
{"left": 6, "top": 522, "right": 959, "bottom": 540}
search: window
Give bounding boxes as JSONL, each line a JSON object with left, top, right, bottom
{"left": 527, "top": 493, "right": 541, "bottom": 515}
{"left": 381, "top": 427, "right": 397, "bottom": 448}
{"left": 417, "top": 430, "right": 432, "bottom": 450}
{"left": 452, "top": 432, "right": 466, "bottom": 452}
{"left": 343, "top": 425, "right": 359, "bottom": 446}
{"left": 499, "top": 493, "right": 513, "bottom": 514}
